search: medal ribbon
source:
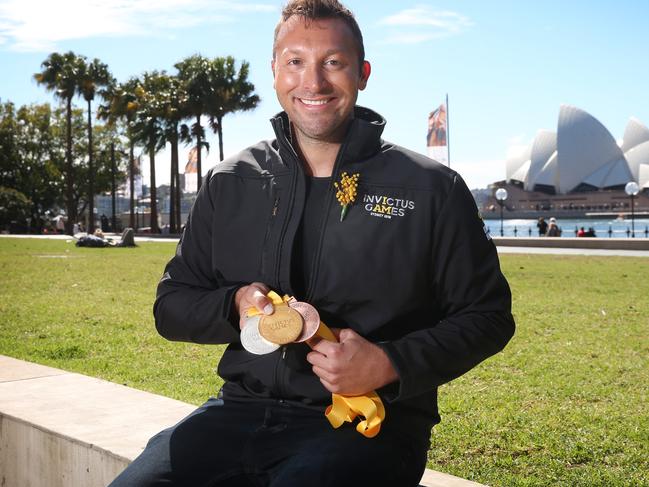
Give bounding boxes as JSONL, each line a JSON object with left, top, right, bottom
{"left": 247, "top": 291, "right": 386, "bottom": 438}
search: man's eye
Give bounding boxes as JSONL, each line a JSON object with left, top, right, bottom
{"left": 325, "top": 59, "right": 340, "bottom": 66}
{"left": 287, "top": 59, "right": 301, "bottom": 66}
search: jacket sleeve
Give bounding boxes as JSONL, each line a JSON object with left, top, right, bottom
{"left": 380, "top": 174, "right": 515, "bottom": 401}
{"left": 153, "top": 172, "right": 242, "bottom": 344}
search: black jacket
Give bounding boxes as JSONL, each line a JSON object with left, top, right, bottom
{"left": 154, "top": 107, "right": 515, "bottom": 425}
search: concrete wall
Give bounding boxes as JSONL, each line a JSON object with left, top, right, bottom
{"left": 1, "top": 416, "right": 128, "bottom": 487}
{"left": 493, "top": 236, "right": 649, "bottom": 250}
{"left": 0, "top": 355, "right": 195, "bottom": 487}
{"left": 0, "top": 355, "right": 485, "bottom": 487}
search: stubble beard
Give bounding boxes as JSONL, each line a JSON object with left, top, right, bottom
{"left": 291, "top": 112, "right": 353, "bottom": 146}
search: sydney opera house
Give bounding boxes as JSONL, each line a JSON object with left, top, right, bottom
{"left": 486, "top": 105, "right": 649, "bottom": 217}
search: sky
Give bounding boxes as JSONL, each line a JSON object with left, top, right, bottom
{"left": 1, "top": 0, "right": 648, "bottom": 190}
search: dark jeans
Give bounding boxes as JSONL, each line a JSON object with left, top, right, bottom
{"left": 108, "top": 397, "right": 431, "bottom": 487}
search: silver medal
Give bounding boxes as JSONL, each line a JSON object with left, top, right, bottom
{"left": 240, "top": 315, "right": 280, "bottom": 355}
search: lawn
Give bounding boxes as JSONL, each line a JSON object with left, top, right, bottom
{"left": 0, "top": 237, "right": 647, "bottom": 486}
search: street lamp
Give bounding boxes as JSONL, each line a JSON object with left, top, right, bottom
{"left": 625, "top": 181, "right": 640, "bottom": 238}
{"left": 495, "top": 188, "right": 508, "bottom": 237}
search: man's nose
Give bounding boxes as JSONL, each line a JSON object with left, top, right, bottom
{"left": 302, "top": 63, "right": 329, "bottom": 93}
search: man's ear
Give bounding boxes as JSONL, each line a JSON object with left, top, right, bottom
{"left": 271, "top": 59, "right": 276, "bottom": 89}
{"left": 359, "top": 61, "right": 371, "bottom": 90}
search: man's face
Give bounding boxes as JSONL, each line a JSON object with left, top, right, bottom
{"left": 272, "top": 16, "right": 370, "bottom": 144}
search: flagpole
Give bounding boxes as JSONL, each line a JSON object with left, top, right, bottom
{"left": 446, "top": 93, "right": 451, "bottom": 168}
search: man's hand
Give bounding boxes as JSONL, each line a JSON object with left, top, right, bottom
{"left": 306, "top": 328, "right": 398, "bottom": 396}
{"left": 234, "top": 282, "right": 273, "bottom": 329}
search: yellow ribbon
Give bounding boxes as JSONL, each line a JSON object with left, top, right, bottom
{"left": 246, "top": 291, "right": 291, "bottom": 317}
{"left": 245, "top": 292, "right": 386, "bottom": 438}
{"left": 315, "top": 321, "right": 386, "bottom": 438}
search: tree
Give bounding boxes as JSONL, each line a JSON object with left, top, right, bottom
{"left": 131, "top": 72, "right": 167, "bottom": 233}
{"left": 77, "top": 57, "right": 112, "bottom": 232}
{"left": 0, "top": 186, "right": 31, "bottom": 232}
{"left": 156, "top": 74, "right": 189, "bottom": 233}
{"left": 0, "top": 100, "right": 63, "bottom": 232}
{"left": 34, "top": 51, "right": 82, "bottom": 234}
{"left": 175, "top": 55, "right": 211, "bottom": 191}
{"left": 207, "top": 56, "right": 260, "bottom": 162}
{"left": 47, "top": 106, "right": 125, "bottom": 229}
{"left": 98, "top": 78, "right": 141, "bottom": 229}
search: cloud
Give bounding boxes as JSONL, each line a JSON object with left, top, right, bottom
{"left": 378, "top": 5, "right": 473, "bottom": 44}
{"left": 0, "top": 0, "right": 276, "bottom": 52}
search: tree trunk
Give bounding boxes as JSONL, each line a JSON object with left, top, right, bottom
{"left": 196, "top": 114, "right": 202, "bottom": 192}
{"left": 110, "top": 142, "right": 117, "bottom": 232}
{"left": 129, "top": 139, "right": 135, "bottom": 229}
{"left": 169, "top": 134, "right": 177, "bottom": 233}
{"left": 217, "top": 115, "right": 224, "bottom": 161}
{"left": 87, "top": 99, "right": 95, "bottom": 232}
{"left": 149, "top": 144, "right": 159, "bottom": 233}
{"left": 175, "top": 165, "right": 181, "bottom": 231}
{"left": 65, "top": 96, "right": 75, "bottom": 235}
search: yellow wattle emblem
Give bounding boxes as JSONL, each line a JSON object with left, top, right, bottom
{"left": 334, "top": 172, "right": 360, "bottom": 222}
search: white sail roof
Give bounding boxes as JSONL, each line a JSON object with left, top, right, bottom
{"left": 534, "top": 150, "right": 558, "bottom": 188}
{"left": 505, "top": 146, "right": 531, "bottom": 182}
{"left": 526, "top": 130, "right": 557, "bottom": 191}
{"left": 624, "top": 140, "right": 649, "bottom": 182}
{"left": 639, "top": 164, "right": 649, "bottom": 189}
{"left": 556, "top": 105, "right": 628, "bottom": 194}
{"left": 511, "top": 159, "right": 531, "bottom": 185}
{"left": 581, "top": 158, "right": 632, "bottom": 189}
{"left": 620, "top": 117, "right": 649, "bottom": 153}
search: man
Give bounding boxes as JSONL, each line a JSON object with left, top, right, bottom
{"left": 537, "top": 216, "right": 548, "bottom": 236}
{"left": 110, "top": 1, "right": 514, "bottom": 486}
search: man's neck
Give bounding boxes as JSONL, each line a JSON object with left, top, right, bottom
{"left": 290, "top": 123, "right": 350, "bottom": 178}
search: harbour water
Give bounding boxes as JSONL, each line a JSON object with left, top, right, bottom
{"left": 482, "top": 217, "right": 649, "bottom": 238}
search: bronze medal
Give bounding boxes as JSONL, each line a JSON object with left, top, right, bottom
{"left": 289, "top": 301, "right": 321, "bottom": 342}
{"left": 258, "top": 305, "right": 304, "bottom": 345}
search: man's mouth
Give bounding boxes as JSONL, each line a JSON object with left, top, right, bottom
{"left": 298, "top": 98, "right": 332, "bottom": 106}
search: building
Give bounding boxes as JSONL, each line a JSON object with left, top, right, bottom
{"left": 484, "top": 105, "right": 649, "bottom": 218}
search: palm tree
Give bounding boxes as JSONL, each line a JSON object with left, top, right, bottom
{"left": 77, "top": 57, "right": 112, "bottom": 232}
{"left": 98, "top": 78, "right": 141, "bottom": 229}
{"left": 156, "top": 74, "right": 189, "bottom": 233}
{"left": 207, "top": 56, "right": 260, "bottom": 162}
{"left": 131, "top": 72, "right": 167, "bottom": 233}
{"left": 175, "top": 55, "right": 211, "bottom": 191}
{"left": 34, "top": 51, "right": 82, "bottom": 234}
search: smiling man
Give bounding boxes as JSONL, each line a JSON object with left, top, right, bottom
{"left": 109, "top": 1, "right": 514, "bottom": 486}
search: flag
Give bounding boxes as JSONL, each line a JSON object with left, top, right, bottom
{"left": 184, "top": 147, "right": 199, "bottom": 193}
{"left": 427, "top": 102, "right": 448, "bottom": 165}
{"left": 185, "top": 147, "right": 198, "bottom": 174}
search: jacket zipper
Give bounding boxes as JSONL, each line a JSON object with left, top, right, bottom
{"left": 304, "top": 135, "right": 353, "bottom": 302}
{"left": 273, "top": 140, "right": 301, "bottom": 290}
{"left": 262, "top": 195, "right": 280, "bottom": 246}
{"left": 271, "top": 136, "right": 301, "bottom": 398}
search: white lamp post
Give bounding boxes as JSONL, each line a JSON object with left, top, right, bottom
{"left": 495, "top": 188, "right": 508, "bottom": 237}
{"left": 625, "top": 181, "right": 640, "bottom": 238}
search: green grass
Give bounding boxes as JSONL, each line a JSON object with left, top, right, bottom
{"left": 1, "top": 238, "right": 647, "bottom": 486}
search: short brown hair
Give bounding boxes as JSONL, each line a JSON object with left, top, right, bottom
{"left": 273, "top": 0, "right": 365, "bottom": 68}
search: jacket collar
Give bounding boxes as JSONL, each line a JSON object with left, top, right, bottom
{"left": 270, "top": 106, "right": 386, "bottom": 163}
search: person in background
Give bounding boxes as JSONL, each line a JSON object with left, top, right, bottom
{"left": 546, "top": 217, "right": 562, "bottom": 237}
{"left": 537, "top": 216, "right": 548, "bottom": 236}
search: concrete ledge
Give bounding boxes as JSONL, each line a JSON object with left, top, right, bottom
{"left": 493, "top": 236, "right": 649, "bottom": 250}
{"left": 0, "top": 355, "right": 486, "bottom": 486}
{"left": 0, "top": 355, "right": 195, "bottom": 486}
